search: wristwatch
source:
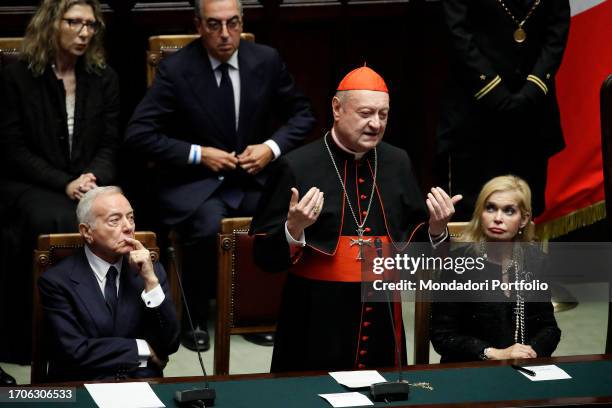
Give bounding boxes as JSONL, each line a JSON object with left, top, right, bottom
{"left": 479, "top": 347, "right": 491, "bottom": 360}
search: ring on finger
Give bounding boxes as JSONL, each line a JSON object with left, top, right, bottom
{"left": 312, "top": 205, "right": 320, "bottom": 215}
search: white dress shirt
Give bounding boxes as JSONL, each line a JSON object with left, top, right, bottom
{"left": 84, "top": 245, "right": 165, "bottom": 367}
{"left": 188, "top": 50, "right": 281, "bottom": 164}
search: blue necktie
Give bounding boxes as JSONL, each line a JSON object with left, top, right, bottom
{"left": 105, "top": 266, "right": 118, "bottom": 316}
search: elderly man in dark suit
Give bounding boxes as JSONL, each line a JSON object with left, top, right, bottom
{"left": 125, "top": 0, "right": 315, "bottom": 350}
{"left": 38, "top": 186, "right": 180, "bottom": 381}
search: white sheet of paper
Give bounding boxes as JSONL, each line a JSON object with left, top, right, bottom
{"left": 517, "top": 365, "right": 572, "bottom": 381}
{"left": 329, "top": 370, "right": 387, "bottom": 388}
{"left": 84, "top": 382, "right": 165, "bottom": 408}
{"left": 319, "top": 392, "right": 374, "bottom": 407}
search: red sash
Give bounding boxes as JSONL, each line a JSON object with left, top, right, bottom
{"left": 291, "top": 235, "right": 391, "bottom": 282}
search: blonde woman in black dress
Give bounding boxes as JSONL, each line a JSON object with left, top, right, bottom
{"left": 430, "top": 175, "right": 560, "bottom": 362}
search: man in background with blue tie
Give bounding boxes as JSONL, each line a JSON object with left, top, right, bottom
{"left": 125, "top": 0, "right": 315, "bottom": 351}
{"left": 38, "top": 186, "right": 180, "bottom": 381}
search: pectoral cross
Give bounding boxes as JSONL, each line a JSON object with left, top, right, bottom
{"left": 350, "top": 228, "right": 372, "bottom": 260}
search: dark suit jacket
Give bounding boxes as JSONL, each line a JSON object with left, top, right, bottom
{"left": 125, "top": 39, "right": 315, "bottom": 224}
{"left": 0, "top": 60, "right": 120, "bottom": 208}
{"left": 38, "top": 249, "right": 180, "bottom": 381}
{"left": 430, "top": 245, "right": 561, "bottom": 363}
{"left": 437, "top": 0, "right": 570, "bottom": 157}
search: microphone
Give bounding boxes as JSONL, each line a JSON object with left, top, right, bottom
{"left": 368, "top": 236, "right": 411, "bottom": 402}
{"left": 167, "top": 247, "right": 216, "bottom": 407}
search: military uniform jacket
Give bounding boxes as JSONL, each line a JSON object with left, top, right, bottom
{"left": 437, "top": 0, "right": 570, "bottom": 157}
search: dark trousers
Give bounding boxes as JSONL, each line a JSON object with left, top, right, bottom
{"left": 175, "top": 182, "right": 261, "bottom": 329}
{"left": 0, "top": 186, "right": 77, "bottom": 363}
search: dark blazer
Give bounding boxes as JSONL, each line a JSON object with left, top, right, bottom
{"left": 430, "top": 245, "right": 561, "bottom": 363}
{"left": 0, "top": 60, "right": 120, "bottom": 208}
{"left": 125, "top": 39, "right": 316, "bottom": 225}
{"left": 437, "top": 0, "right": 570, "bottom": 156}
{"left": 38, "top": 249, "right": 180, "bottom": 381}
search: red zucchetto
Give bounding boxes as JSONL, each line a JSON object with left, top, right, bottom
{"left": 336, "top": 66, "right": 388, "bottom": 93}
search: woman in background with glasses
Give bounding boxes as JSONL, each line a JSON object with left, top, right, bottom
{"left": 0, "top": 0, "right": 118, "bottom": 365}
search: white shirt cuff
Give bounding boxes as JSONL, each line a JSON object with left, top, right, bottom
{"left": 285, "top": 221, "right": 306, "bottom": 247}
{"left": 264, "top": 140, "right": 281, "bottom": 160}
{"left": 135, "top": 339, "right": 150, "bottom": 368}
{"left": 429, "top": 227, "right": 448, "bottom": 249}
{"left": 141, "top": 284, "right": 165, "bottom": 308}
{"left": 188, "top": 144, "right": 202, "bottom": 164}
{"left": 285, "top": 222, "right": 305, "bottom": 260}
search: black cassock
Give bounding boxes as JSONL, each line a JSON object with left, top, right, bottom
{"left": 251, "top": 134, "right": 428, "bottom": 372}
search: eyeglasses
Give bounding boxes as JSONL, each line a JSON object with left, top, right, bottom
{"left": 62, "top": 18, "right": 100, "bottom": 34}
{"left": 203, "top": 16, "right": 242, "bottom": 34}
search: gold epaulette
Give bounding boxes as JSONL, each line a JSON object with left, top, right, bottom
{"left": 474, "top": 75, "right": 501, "bottom": 100}
{"left": 527, "top": 74, "right": 548, "bottom": 95}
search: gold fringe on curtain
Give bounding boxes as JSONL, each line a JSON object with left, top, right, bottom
{"left": 535, "top": 200, "right": 607, "bottom": 241}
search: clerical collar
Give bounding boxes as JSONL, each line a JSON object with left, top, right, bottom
{"left": 84, "top": 245, "right": 123, "bottom": 285}
{"left": 330, "top": 129, "right": 367, "bottom": 160}
{"left": 208, "top": 50, "right": 239, "bottom": 71}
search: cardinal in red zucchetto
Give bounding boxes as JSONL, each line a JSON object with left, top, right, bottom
{"left": 250, "top": 66, "right": 461, "bottom": 372}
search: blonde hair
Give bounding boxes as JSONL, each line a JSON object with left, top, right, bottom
{"left": 460, "top": 175, "right": 535, "bottom": 243}
{"left": 21, "top": 0, "right": 106, "bottom": 76}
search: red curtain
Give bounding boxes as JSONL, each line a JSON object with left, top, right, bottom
{"left": 536, "top": 0, "right": 612, "bottom": 238}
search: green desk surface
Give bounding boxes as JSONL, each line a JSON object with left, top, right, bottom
{"left": 13, "top": 355, "right": 612, "bottom": 407}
